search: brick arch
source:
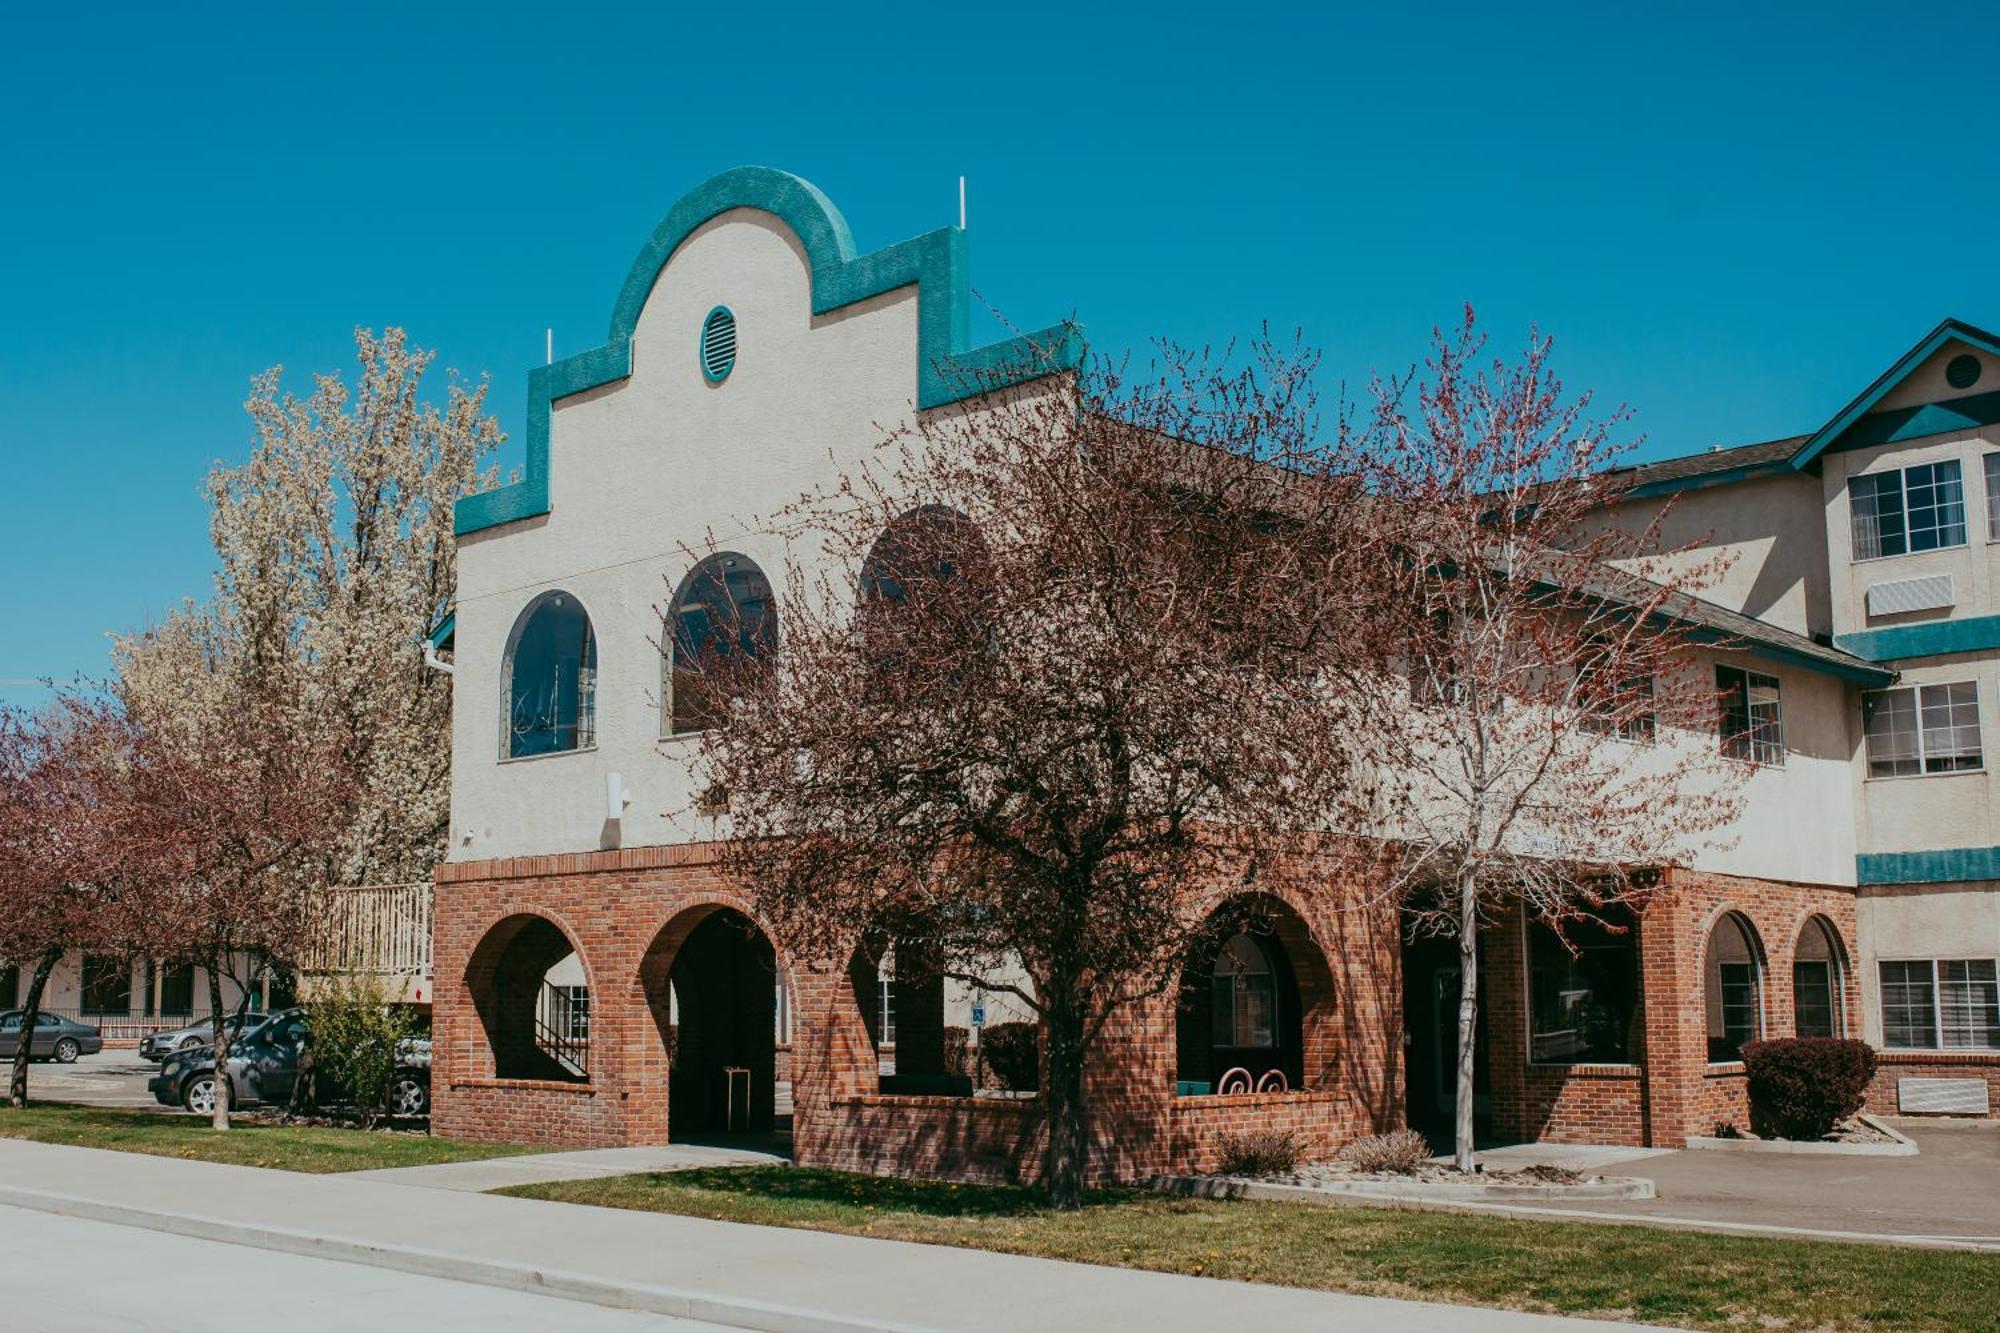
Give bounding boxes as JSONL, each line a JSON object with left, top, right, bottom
{"left": 461, "top": 908, "right": 595, "bottom": 1084}
{"left": 628, "top": 897, "right": 797, "bottom": 1139}
{"left": 1698, "top": 907, "right": 1769, "bottom": 1061}
{"left": 1175, "top": 891, "right": 1340, "bottom": 1093}
{"left": 1786, "top": 911, "right": 1853, "bottom": 1038}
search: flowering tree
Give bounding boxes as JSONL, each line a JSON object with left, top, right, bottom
{"left": 0, "top": 698, "right": 130, "bottom": 1108}
{"left": 1360, "top": 310, "right": 1748, "bottom": 1170}
{"left": 693, "top": 342, "right": 1393, "bottom": 1206}
{"left": 116, "top": 327, "right": 501, "bottom": 886}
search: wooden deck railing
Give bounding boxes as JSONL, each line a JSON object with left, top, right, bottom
{"left": 302, "top": 881, "right": 433, "bottom": 978}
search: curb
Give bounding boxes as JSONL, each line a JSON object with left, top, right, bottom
{"left": 1684, "top": 1114, "right": 1918, "bottom": 1157}
{"left": 0, "top": 1185, "right": 932, "bottom": 1333}
{"left": 1156, "top": 1172, "right": 1656, "bottom": 1203}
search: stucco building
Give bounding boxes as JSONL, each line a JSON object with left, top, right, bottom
{"left": 427, "top": 167, "right": 1998, "bottom": 1180}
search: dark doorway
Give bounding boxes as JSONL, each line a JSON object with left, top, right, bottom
{"left": 1401, "top": 931, "right": 1491, "bottom": 1142}
{"left": 664, "top": 908, "right": 780, "bottom": 1139}
{"left": 1177, "top": 909, "right": 1314, "bottom": 1093}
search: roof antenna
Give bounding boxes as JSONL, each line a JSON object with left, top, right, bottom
{"left": 959, "top": 175, "right": 966, "bottom": 230}
{"left": 546, "top": 328, "right": 554, "bottom": 365}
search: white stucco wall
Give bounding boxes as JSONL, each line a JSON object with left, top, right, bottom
{"left": 448, "top": 208, "right": 1066, "bottom": 862}
{"left": 1855, "top": 881, "right": 2000, "bottom": 1047}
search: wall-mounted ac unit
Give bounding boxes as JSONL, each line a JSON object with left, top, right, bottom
{"left": 1866, "top": 574, "right": 1955, "bottom": 618}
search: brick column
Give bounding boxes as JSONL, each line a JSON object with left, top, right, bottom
{"left": 1638, "top": 877, "right": 1701, "bottom": 1147}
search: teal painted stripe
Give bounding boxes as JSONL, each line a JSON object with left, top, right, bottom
{"left": 425, "top": 612, "right": 455, "bottom": 650}
{"left": 1858, "top": 846, "right": 2000, "bottom": 886}
{"left": 455, "top": 167, "right": 1083, "bottom": 536}
{"left": 1828, "top": 387, "right": 2000, "bottom": 454}
{"left": 1834, "top": 613, "right": 2000, "bottom": 662}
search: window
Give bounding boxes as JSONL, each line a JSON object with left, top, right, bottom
{"left": 1792, "top": 917, "right": 1844, "bottom": 1039}
{"left": 503, "top": 591, "right": 596, "bottom": 757}
{"left": 1528, "top": 912, "right": 1639, "bottom": 1064}
{"left": 1577, "top": 646, "right": 1656, "bottom": 741}
{"left": 159, "top": 962, "right": 195, "bottom": 1017}
{"left": 1863, "top": 682, "right": 1982, "bottom": 776}
{"left": 1704, "top": 913, "right": 1763, "bottom": 1062}
{"left": 1850, "top": 460, "right": 1966, "bottom": 560}
{"left": 80, "top": 955, "right": 132, "bottom": 1016}
{"left": 1987, "top": 454, "right": 2000, "bottom": 541}
{"left": 666, "top": 553, "right": 776, "bottom": 735}
{"left": 878, "top": 974, "right": 897, "bottom": 1047}
{"left": 0, "top": 966, "right": 16, "bottom": 1010}
{"left": 1211, "top": 934, "right": 1277, "bottom": 1048}
{"left": 559, "top": 985, "right": 590, "bottom": 1044}
{"left": 1717, "top": 666, "right": 1784, "bottom": 766}
{"left": 1879, "top": 960, "right": 2000, "bottom": 1050}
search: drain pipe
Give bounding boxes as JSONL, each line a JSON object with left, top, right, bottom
{"left": 422, "top": 637, "right": 454, "bottom": 675}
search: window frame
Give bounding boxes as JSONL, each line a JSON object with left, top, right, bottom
{"left": 1703, "top": 912, "right": 1766, "bottom": 1065}
{"left": 1210, "top": 933, "right": 1279, "bottom": 1050}
{"left": 1523, "top": 910, "right": 1641, "bottom": 1068}
{"left": 1861, "top": 681, "right": 1984, "bottom": 778}
{"left": 1985, "top": 452, "right": 2000, "bottom": 542}
{"left": 1876, "top": 958, "right": 2000, "bottom": 1052}
{"left": 1716, "top": 665, "right": 1785, "bottom": 767}
{"left": 1849, "top": 458, "right": 1968, "bottom": 562}
{"left": 663, "top": 552, "right": 778, "bottom": 738}
{"left": 499, "top": 589, "right": 599, "bottom": 761}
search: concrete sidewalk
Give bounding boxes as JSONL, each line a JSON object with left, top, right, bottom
{"left": 343, "top": 1143, "right": 787, "bottom": 1192}
{"left": 0, "top": 1140, "right": 1642, "bottom": 1332}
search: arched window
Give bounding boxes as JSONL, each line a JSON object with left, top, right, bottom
{"left": 857, "top": 507, "right": 989, "bottom": 681}
{"left": 666, "top": 553, "right": 776, "bottom": 735}
{"left": 503, "top": 591, "right": 596, "bottom": 757}
{"left": 1704, "top": 912, "right": 1764, "bottom": 1062}
{"left": 1793, "top": 916, "right": 1845, "bottom": 1038}
{"left": 1211, "top": 934, "right": 1277, "bottom": 1049}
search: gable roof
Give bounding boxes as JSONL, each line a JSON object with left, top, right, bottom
{"left": 1787, "top": 317, "right": 2000, "bottom": 469}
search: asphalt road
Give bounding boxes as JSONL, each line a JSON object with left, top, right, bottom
{"left": 12, "top": 1051, "right": 164, "bottom": 1111}
{"left": 0, "top": 1204, "right": 730, "bottom": 1332}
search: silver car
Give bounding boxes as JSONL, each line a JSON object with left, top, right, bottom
{"left": 0, "top": 1011, "right": 104, "bottom": 1063}
{"left": 138, "top": 1014, "right": 258, "bottom": 1063}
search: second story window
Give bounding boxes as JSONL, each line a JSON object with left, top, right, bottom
{"left": 1985, "top": 453, "right": 2000, "bottom": 541}
{"left": 1850, "top": 460, "right": 1966, "bottom": 560}
{"left": 666, "top": 553, "right": 777, "bottom": 735}
{"left": 504, "top": 591, "right": 597, "bottom": 758}
{"left": 1717, "top": 665, "right": 1784, "bottom": 766}
{"left": 1862, "top": 681, "right": 1983, "bottom": 776}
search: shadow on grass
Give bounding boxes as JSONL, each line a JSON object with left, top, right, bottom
{"left": 654, "top": 1166, "right": 1132, "bottom": 1219}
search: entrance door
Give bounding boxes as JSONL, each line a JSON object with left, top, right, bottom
{"left": 1402, "top": 935, "right": 1491, "bottom": 1139}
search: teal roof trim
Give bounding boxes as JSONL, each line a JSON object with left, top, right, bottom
{"left": 456, "top": 167, "right": 1084, "bottom": 536}
{"left": 1834, "top": 613, "right": 2000, "bottom": 663}
{"left": 425, "top": 612, "right": 455, "bottom": 651}
{"left": 1624, "top": 458, "right": 1793, "bottom": 499}
{"left": 1680, "top": 624, "right": 1894, "bottom": 685}
{"left": 1789, "top": 319, "right": 2000, "bottom": 471}
{"left": 1858, "top": 845, "right": 2000, "bottom": 886}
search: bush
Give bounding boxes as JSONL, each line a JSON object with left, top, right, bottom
{"left": 306, "top": 973, "right": 417, "bottom": 1128}
{"left": 1742, "top": 1037, "right": 1876, "bottom": 1140}
{"left": 1340, "top": 1128, "right": 1432, "bottom": 1174}
{"left": 1217, "top": 1128, "right": 1303, "bottom": 1176}
{"left": 942, "top": 1025, "right": 971, "bottom": 1079}
{"left": 978, "top": 1022, "right": 1038, "bottom": 1092}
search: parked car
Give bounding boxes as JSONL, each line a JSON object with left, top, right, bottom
{"left": 138, "top": 1011, "right": 262, "bottom": 1063}
{"left": 0, "top": 1011, "right": 104, "bottom": 1063}
{"left": 148, "top": 1008, "right": 431, "bottom": 1118}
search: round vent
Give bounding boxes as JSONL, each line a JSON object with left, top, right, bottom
{"left": 699, "top": 306, "right": 737, "bottom": 383}
{"left": 1946, "top": 353, "right": 1982, "bottom": 390}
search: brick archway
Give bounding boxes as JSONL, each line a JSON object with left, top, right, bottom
{"left": 463, "top": 911, "right": 591, "bottom": 1084}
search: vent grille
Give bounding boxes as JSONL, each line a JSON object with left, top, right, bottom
{"left": 1866, "top": 574, "right": 1955, "bottom": 618}
{"left": 700, "top": 306, "right": 737, "bottom": 382}
{"left": 1946, "top": 353, "right": 1983, "bottom": 390}
{"left": 1899, "top": 1076, "right": 1989, "bottom": 1114}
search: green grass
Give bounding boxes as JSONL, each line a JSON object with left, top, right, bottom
{"left": 501, "top": 1167, "right": 2000, "bottom": 1331}
{"left": 0, "top": 1104, "right": 537, "bottom": 1173}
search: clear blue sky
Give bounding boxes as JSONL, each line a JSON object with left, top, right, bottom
{"left": 5, "top": 4, "right": 1997, "bottom": 702}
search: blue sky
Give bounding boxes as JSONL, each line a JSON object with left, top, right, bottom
{"left": 5, "top": 4, "right": 1998, "bottom": 701}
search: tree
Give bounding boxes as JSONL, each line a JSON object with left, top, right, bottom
{"left": 1358, "top": 310, "right": 1749, "bottom": 1171}
{"left": 694, "top": 341, "right": 1392, "bottom": 1206}
{"left": 0, "top": 696, "right": 132, "bottom": 1108}
{"left": 116, "top": 327, "right": 502, "bottom": 886}
{"left": 113, "top": 618, "right": 357, "bottom": 1130}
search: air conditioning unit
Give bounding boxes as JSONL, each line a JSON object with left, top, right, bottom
{"left": 1866, "top": 574, "right": 1954, "bottom": 618}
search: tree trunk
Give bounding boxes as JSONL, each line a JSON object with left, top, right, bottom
{"left": 1041, "top": 992, "right": 1090, "bottom": 1209}
{"left": 7, "top": 948, "right": 63, "bottom": 1109}
{"left": 1453, "top": 867, "right": 1479, "bottom": 1173}
{"left": 205, "top": 959, "right": 233, "bottom": 1131}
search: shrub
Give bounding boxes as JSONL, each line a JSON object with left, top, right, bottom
{"left": 306, "top": 973, "right": 417, "bottom": 1128}
{"left": 1340, "top": 1128, "right": 1432, "bottom": 1174}
{"left": 1217, "top": 1128, "right": 1303, "bottom": 1176}
{"left": 978, "top": 1022, "right": 1039, "bottom": 1092}
{"left": 1742, "top": 1037, "right": 1876, "bottom": 1140}
{"left": 942, "top": 1025, "right": 971, "bottom": 1079}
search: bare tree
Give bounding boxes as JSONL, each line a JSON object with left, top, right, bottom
{"left": 692, "top": 341, "right": 1392, "bottom": 1206}
{"left": 0, "top": 697, "right": 130, "bottom": 1109}
{"left": 1359, "top": 310, "right": 1748, "bottom": 1170}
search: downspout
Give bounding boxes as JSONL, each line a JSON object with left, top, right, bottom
{"left": 422, "top": 638, "right": 454, "bottom": 675}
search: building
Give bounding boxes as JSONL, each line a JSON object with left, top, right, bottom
{"left": 428, "top": 166, "right": 1997, "bottom": 1180}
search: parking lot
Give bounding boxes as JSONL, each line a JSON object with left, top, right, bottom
{"left": 15, "top": 1049, "right": 167, "bottom": 1111}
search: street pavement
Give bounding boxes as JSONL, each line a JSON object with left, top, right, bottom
{"left": 14, "top": 1051, "right": 162, "bottom": 1110}
{"left": 0, "top": 1203, "right": 729, "bottom": 1332}
{"left": 0, "top": 1139, "right": 1647, "bottom": 1331}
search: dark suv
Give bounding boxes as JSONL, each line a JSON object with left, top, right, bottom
{"left": 148, "top": 1008, "right": 431, "bottom": 1118}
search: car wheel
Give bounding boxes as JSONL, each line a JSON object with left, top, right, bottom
{"left": 182, "top": 1074, "right": 222, "bottom": 1116}
{"left": 52, "top": 1038, "right": 79, "bottom": 1064}
{"left": 390, "top": 1073, "right": 429, "bottom": 1118}
{"left": 179, "top": 1036, "right": 203, "bottom": 1052}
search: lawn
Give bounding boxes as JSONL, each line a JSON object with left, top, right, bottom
{"left": 0, "top": 1104, "right": 536, "bottom": 1173}
{"left": 502, "top": 1166, "right": 2000, "bottom": 1332}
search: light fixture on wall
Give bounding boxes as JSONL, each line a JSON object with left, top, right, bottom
{"left": 606, "top": 771, "right": 633, "bottom": 824}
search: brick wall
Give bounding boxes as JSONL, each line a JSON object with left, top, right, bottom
{"left": 1864, "top": 1051, "right": 2000, "bottom": 1117}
